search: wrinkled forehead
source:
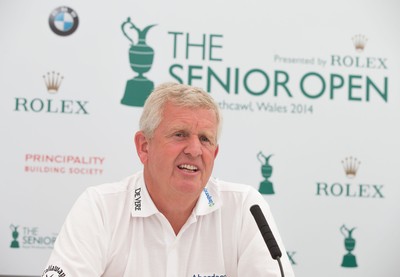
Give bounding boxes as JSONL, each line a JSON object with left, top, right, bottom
{"left": 162, "top": 103, "right": 217, "bottom": 130}
{"left": 160, "top": 100, "right": 221, "bottom": 140}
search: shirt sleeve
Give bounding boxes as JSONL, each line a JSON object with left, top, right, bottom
{"left": 237, "top": 187, "right": 295, "bottom": 276}
{"left": 42, "top": 188, "right": 108, "bottom": 276}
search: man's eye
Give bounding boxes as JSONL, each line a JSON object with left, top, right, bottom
{"left": 200, "top": 136, "right": 210, "bottom": 143}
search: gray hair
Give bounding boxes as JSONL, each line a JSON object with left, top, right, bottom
{"left": 139, "top": 82, "right": 222, "bottom": 141}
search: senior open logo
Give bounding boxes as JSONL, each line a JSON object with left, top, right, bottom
{"left": 120, "top": 17, "right": 157, "bottom": 107}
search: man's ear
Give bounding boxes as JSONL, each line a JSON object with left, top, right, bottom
{"left": 214, "top": 144, "right": 219, "bottom": 159}
{"left": 134, "top": 131, "right": 149, "bottom": 164}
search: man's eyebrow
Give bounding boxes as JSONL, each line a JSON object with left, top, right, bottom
{"left": 165, "top": 127, "right": 188, "bottom": 136}
{"left": 170, "top": 126, "right": 189, "bottom": 133}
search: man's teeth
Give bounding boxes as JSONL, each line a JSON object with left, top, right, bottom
{"left": 178, "top": 164, "right": 198, "bottom": 171}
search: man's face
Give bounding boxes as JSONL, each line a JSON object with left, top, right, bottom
{"left": 136, "top": 102, "right": 219, "bottom": 201}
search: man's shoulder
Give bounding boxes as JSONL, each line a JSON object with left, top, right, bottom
{"left": 211, "top": 177, "right": 256, "bottom": 193}
{"left": 209, "top": 178, "right": 261, "bottom": 204}
{"left": 208, "top": 177, "right": 267, "bottom": 214}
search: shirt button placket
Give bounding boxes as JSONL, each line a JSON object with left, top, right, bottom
{"left": 166, "top": 240, "right": 178, "bottom": 277}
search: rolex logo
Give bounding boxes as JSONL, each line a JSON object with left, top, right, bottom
{"left": 316, "top": 156, "right": 383, "bottom": 198}
{"left": 14, "top": 71, "right": 89, "bottom": 115}
{"left": 352, "top": 34, "right": 368, "bottom": 53}
{"left": 43, "top": 71, "right": 64, "bottom": 93}
{"left": 341, "top": 156, "right": 360, "bottom": 179}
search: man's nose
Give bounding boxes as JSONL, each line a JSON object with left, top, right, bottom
{"left": 183, "top": 136, "right": 202, "bottom": 157}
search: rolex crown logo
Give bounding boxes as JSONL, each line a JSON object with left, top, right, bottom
{"left": 341, "top": 156, "right": 360, "bottom": 179}
{"left": 43, "top": 71, "right": 64, "bottom": 93}
{"left": 352, "top": 34, "right": 368, "bottom": 53}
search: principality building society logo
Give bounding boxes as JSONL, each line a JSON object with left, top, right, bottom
{"left": 49, "top": 6, "right": 79, "bottom": 36}
{"left": 121, "top": 17, "right": 157, "bottom": 107}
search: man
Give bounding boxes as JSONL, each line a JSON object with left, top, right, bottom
{"left": 42, "top": 82, "right": 295, "bottom": 276}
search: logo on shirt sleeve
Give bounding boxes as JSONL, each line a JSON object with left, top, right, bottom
{"left": 42, "top": 265, "right": 67, "bottom": 277}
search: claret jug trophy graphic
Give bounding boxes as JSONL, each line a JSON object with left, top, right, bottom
{"left": 10, "top": 224, "right": 20, "bottom": 248}
{"left": 340, "top": 224, "right": 358, "bottom": 267}
{"left": 257, "top": 151, "right": 274, "bottom": 194}
{"left": 121, "top": 17, "right": 156, "bottom": 107}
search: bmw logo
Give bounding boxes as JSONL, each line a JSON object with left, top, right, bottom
{"left": 49, "top": 6, "right": 79, "bottom": 36}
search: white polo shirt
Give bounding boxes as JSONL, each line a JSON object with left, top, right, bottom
{"left": 42, "top": 171, "right": 295, "bottom": 277}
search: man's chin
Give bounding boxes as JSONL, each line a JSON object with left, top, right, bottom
{"left": 175, "top": 181, "right": 204, "bottom": 195}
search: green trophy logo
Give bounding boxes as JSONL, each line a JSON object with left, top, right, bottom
{"left": 340, "top": 224, "right": 358, "bottom": 267}
{"left": 257, "top": 151, "right": 274, "bottom": 194}
{"left": 121, "top": 17, "right": 156, "bottom": 107}
{"left": 10, "top": 224, "right": 20, "bottom": 248}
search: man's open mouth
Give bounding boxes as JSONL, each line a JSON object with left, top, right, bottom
{"left": 178, "top": 164, "right": 199, "bottom": 172}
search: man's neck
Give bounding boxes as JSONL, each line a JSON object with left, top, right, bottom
{"left": 159, "top": 205, "right": 195, "bottom": 235}
{"left": 148, "top": 188, "right": 199, "bottom": 235}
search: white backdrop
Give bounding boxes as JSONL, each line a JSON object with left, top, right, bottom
{"left": 1, "top": 0, "right": 400, "bottom": 276}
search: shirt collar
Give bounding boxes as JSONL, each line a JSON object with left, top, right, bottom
{"left": 130, "top": 172, "right": 222, "bottom": 218}
{"left": 130, "top": 172, "right": 159, "bottom": 217}
{"left": 194, "top": 177, "right": 222, "bottom": 216}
